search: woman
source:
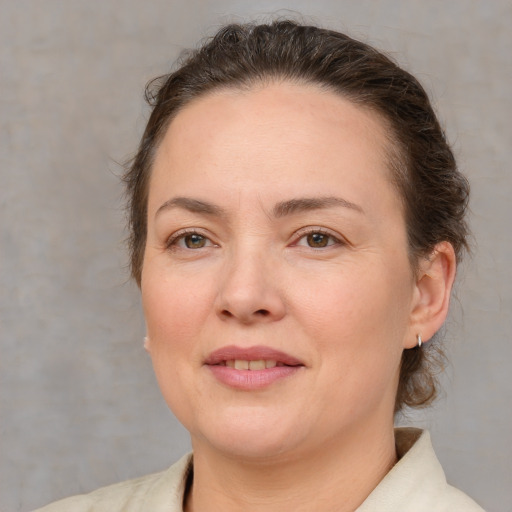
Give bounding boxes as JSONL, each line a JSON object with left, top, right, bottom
{"left": 37, "top": 20, "right": 484, "bottom": 511}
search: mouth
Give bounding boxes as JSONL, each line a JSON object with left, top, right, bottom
{"left": 217, "top": 359, "right": 288, "bottom": 370}
{"left": 204, "top": 345, "right": 305, "bottom": 389}
{"left": 204, "top": 345, "right": 304, "bottom": 368}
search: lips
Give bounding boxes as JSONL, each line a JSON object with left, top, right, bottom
{"left": 204, "top": 345, "right": 305, "bottom": 390}
{"left": 204, "top": 345, "right": 304, "bottom": 367}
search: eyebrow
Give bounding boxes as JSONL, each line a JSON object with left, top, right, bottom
{"left": 272, "top": 196, "right": 364, "bottom": 217}
{"left": 155, "top": 195, "right": 364, "bottom": 219}
{"left": 155, "top": 197, "right": 226, "bottom": 218}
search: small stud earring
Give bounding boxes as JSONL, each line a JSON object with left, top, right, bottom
{"left": 143, "top": 336, "right": 149, "bottom": 351}
{"left": 416, "top": 334, "right": 422, "bottom": 348}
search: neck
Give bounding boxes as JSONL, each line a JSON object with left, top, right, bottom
{"left": 184, "top": 422, "right": 397, "bottom": 512}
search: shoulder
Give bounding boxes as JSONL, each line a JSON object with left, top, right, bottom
{"left": 32, "top": 453, "right": 192, "bottom": 512}
{"left": 357, "top": 428, "right": 485, "bottom": 512}
{"left": 33, "top": 472, "right": 164, "bottom": 512}
{"left": 436, "top": 485, "right": 486, "bottom": 512}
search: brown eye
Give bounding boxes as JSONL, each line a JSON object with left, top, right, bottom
{"left": 166, "top": 230, "right": 215, "bottom": 251}
{"left": 184, "top": 234, "right": 207, "bottom": 249}
{"left": 306, "top": 232, "right": 330, "bottom": 248}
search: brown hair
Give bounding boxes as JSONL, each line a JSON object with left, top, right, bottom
{"left": 124, "top": 20, "right": 470, "bottom": 412}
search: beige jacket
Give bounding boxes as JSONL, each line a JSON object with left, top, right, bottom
{"left": 35, "top": 428, "right": 484, "bottom": 511}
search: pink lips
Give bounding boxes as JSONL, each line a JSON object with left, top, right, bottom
{"left": 204, "top": 345, "right": 304, "bottom": 390}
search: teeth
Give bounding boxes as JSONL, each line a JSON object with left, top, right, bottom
{"left": 249, "top": 360, "right": 265, "bottom": 370}
{"left": 226, "top": 360, "right": 278, "bottom": 370}
{"left": 234, "top": 360, "right": 249, "bottom": 370}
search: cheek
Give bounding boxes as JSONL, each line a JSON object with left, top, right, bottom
{"left": 295, "top": 261, "right": 411, "bottom": 376}
{"left": 295, "top": 265, "right": 404, "bottom": 336}
{"left": 142, "top": 268, "right": 215, "bottom": 344}
{"left": 141, "top": 271, "right": 212, "bottom": 419}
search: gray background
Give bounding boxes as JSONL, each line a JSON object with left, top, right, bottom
{"left": 1, "top": 1, "right": 511, "bottom": 511}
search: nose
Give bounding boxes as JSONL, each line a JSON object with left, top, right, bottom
{"left": 215, "top": 249, "right": 286, "bottom": 324}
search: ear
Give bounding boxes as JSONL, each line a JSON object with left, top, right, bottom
{"left": 404, "top": 241, "right": 457, "bottom": 349}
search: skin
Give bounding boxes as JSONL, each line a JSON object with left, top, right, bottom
{"left": 141, "top": 82, "right": 456, "bottom": 512}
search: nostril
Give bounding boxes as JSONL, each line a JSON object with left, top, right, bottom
{"left": 218, "top": 306, "right": 278, "bottom": 322}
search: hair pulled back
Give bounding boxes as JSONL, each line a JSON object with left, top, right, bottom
{"left": 124, "top": 20, "right": 470, "bottom": 412}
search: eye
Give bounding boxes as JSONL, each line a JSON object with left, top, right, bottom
{"left": 182, "top": 233, "right": 208, "bottom": 249}
{"left": 294, "top": 229, "right": 342, "bottom": 249}
{"left": 167, "top": 231, "right": 214, "bottom": 250}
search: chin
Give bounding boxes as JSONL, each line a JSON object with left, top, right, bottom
{"left": 206, "top": 434, "right": 295, "bottom": 461}
{"left": 191, "top": 409, "right": 306, "bottom": 460}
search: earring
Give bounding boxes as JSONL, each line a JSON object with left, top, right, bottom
{"left": 143, "top": 336, "right": 149, "bottom": 350}
{"left": 416, "top": 334, "right": 422, "bottom": 348}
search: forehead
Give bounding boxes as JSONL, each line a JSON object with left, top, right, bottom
{"left": 161, "top": 81, "right": 391, "bottom": 155}
{"left": 149, "top": 82, "right": 398, "bottom": 215}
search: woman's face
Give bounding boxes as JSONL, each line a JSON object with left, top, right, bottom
{"left": 141, "top": 83, "right": 419, "bottom": 460}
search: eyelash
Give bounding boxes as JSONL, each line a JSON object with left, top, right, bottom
{"left": 166, "top": 227, "right": 344, "bottom": 251}
{"left": 165, "top": 229, "right": 215, "bottom": 250}
{"left": 292, "top": 227, "right": 344, "bottom": 249}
